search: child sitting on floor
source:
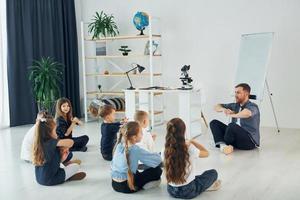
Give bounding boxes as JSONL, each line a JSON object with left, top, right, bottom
{"left": 111, "top": 121, "right": 162, "bottom": 193}
{"left": 21, "top": 111, "right": 47, "bottom": 162}
{"left": 55, "top": 98, "right": 89, "bottom": 152}
{"left": 134, "top": 110, "right": 156, "bottom": 152}
{"left": 32, "top": 115, "right": 86, "bottom": 186}
{"left": 97, "top": 104, "right": 127, "bottom": 161}
{"left": 20, "top": 111, "right": 80, "bottom": 165}
{"left": 164, "top": 118, "right": 221, "bottom": 199}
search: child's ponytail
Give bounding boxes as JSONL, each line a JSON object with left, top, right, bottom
{"left": 32, "top": 115, "right": 56, "bottom": 166}
{"left": 164, "top": 118, "right": 190, "bottom": 184}
{"left": 124, "top": 133, "right": 135, "bottom": 191}
{"left": 121, "top": 121, "right": 141, "bottom": 191}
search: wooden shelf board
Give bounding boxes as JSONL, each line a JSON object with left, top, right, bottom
{"left": 86, "top": 91, "right": 124, "bottom": 96}
{"left": 152, "top": 111, "right": 164, "bottom": 115}
{"left": 87, "top": 110, "right": 162, "bottom": 115}
{"left": 153, "top": 92, "right": 163, "bottom": 96}
{"left": 84, "top": 34, "right": 161, "bottom": 41}
{"left": 85, "top": 73, "right": 162, "bottom": 77}
{"left": 85, "top": 54, "right": 162, "bottom": 59}
{"left": 86, "top": 91, "right": 163, "bottom": 96}
{"left": 87, "top": 109, "right": 125, "bottom": 114}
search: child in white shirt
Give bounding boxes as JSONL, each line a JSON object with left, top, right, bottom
{"left": 20, "top": 111, "right": 80, "bottom": 166}
{"left": 134, "top": 110, "right": 156, "bottom": 152}
{"left": 20, "top": 112, "right": 46, "bottom": 162}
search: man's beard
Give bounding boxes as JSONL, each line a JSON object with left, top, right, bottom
{"left": 235, "top": 97, "right": 243, "bottom": 104}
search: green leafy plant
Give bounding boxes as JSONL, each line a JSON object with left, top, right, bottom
{"left": 88, "top": 11, "right": 119, "bottom": 39}
{"left": 28, "top": 57, "right": 64, "bottom": 113}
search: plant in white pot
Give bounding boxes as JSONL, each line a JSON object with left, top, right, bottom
{"left": 28, "top": 57, "right": 64, "bottom": 114}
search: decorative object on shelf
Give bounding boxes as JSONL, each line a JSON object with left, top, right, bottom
{"left": 28, "top": 57, "right": 64, "bottom": 113}
{"left": 179, "top": 65, "right": 193, "bottom": 90}
{"left": 89, "top": 97, "right": 125, "bottom": 117}
{"left": 118, "top": 45, "right": 132, "bottom": 56}
{"left": 133, "top": 11, "right": 149, "bottom": 35}
{"left": 98, "top": 84, "right": 102, "bottom": 90}
{"left": 97, "top": 84, "right": 103, "bottom": 93}
{"left": 125, "top": 63, "right": 145, "bottom": 90}
{"left": 96, "top": 42, "right": 106, "bottom": 56}
{"left": 104, "top": 70, "right": 109, "bottom": 75}
{"left": 88, "top": 11, "right": 119, "bottom": 39}
{"left": 144, "top": 40, "right": 159, "bottom": 55}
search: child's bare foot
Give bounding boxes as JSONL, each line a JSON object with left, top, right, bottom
{"left": 67, "top": 172, "right": 86, "bottom": 181}
{"left": 64, "top": 159, "right": 82, "bottom": 166}
{"left": 206, "top": 180, "right": 221, "bottom": 191}
{"left": 221, "top": 145, "right": 234, "bottom": 155}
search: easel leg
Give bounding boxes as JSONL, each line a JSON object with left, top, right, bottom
{"left": 266, "top": 80, "right": 280, "bottom": 133}
{"left": 201, "top": 111, "right": 208, "bottom": 128}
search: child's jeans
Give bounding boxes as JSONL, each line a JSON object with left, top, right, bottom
{"left": 167, "top": 169, "right": 218, "bottom": 199}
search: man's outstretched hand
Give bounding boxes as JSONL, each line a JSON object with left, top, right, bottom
{"left": 224, "top": 109, "right": 235, "bottom": 116}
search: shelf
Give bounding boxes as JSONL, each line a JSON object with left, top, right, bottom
{"left": 86, "top": 91, "right": 124, "bottom": 96}
{"left": 87, "top": 110, "right": 163, "bottom": 115}
{"left": 112, "top": 110, "right": 163, "bottom": 115}
{"left": 88, "top": 110, "right": 126, "bottom": 114}
{"left": 84, "top": 34, "right": 161, "bottom": 41}
{"left": 86, "top": 91, "right": 163, "bottom": 96}
{"left": 85, "top": 54, "right": 161, "bottom": 59}
{"left": 85, "top": 73, "right": 162, "bottom": 77}
{"left": 151, "top": 111, "right": 164, "bottom": 115}
{"left": 81, "top": 19, "right": 164, "bottom": 124}
{"left": 115, "top": 110, "right": 126, "bottom": 114}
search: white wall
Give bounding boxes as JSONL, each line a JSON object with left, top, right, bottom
{"left": 75, "top": 0, "right": 300, "bottom": 129}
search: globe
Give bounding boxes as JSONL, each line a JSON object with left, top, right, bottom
{"left": 133, "top": 12, "right": 149, "bottom": 35}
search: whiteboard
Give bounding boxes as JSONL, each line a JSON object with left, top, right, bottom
{"left": 234, "top": 32, "right": 274, "bottom": 101}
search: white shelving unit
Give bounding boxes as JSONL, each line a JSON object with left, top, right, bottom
{"left": 80, "top": 16, "right": 164, "bottom": 124}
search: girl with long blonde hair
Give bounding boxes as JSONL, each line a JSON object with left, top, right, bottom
{"left": 111, "top": 121, "right": 162, "bottom": 193}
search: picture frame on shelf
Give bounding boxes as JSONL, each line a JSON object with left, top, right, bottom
{"left": 96, "top": 42, "right": 106, "bottom": 56}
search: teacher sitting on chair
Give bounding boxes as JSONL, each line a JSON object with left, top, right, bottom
{"left": 210, "top": 83, "right": 260, "bottom": 155}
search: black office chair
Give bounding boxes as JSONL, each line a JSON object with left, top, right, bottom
{"left": 249, "top": 94, "right": 257, "bottom": 100}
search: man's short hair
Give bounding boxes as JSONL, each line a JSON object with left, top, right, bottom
{"left": 235, "top": 83, "right": 251, "bottom": 94}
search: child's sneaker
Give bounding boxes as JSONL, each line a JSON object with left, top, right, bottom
{"left": 143, "top": 179, "right": 161, "bottom": 190}
{"left": 67, "top": 172, "right": 86, "bottom": 181}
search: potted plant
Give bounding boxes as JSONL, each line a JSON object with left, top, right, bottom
{"left": 88, "top": 11, "right": 119, "bottom": 39}
{"left": 119, "top": 46, "right": 132, "bottom": 56}
{"left": 28, "top": 57, "right": 64, "bottom": 114}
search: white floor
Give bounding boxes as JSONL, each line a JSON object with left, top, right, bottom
{"left": 1, "top": 121, "right": 300, "bottom": 200}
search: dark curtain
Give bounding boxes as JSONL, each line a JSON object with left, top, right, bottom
{"left": 7, "top": 0, "right": 81, "bottom": 126}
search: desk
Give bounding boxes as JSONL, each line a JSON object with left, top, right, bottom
{"left": 124, "top": 88, "right": 202, "bottom": 139}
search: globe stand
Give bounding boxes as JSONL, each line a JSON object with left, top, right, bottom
{"left": 139, "top": 28, "right": 145, "bottom": 35}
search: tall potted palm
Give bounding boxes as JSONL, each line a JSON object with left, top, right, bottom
{"left": 28, "top": 57, "right": 64, "bottom": 114}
